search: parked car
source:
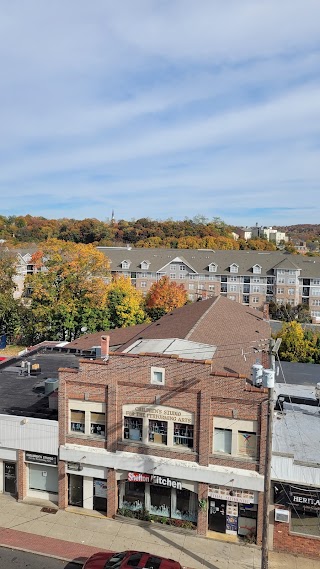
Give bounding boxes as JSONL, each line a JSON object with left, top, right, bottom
{"left": 83, "top": 550, "right": 182, "bottom": 569}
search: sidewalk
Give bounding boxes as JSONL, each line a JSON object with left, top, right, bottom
{"left": 0, "top": 495, "right": 318, "bottom": 569}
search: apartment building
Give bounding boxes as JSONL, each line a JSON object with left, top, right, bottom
{"left": 235, "top": 226, "right": 288, "bottom": 245}
{"left": 97, "top": 248, "right": 320, "bottom": 321}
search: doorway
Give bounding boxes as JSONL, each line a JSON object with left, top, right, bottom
{"left": 4, "top": 462, "right": 17, "bottom": 495}
{"left": 208, "top": 498, "right": 226, "bottom": 533}
{"left": 93, "top": 478, "right": 107, "bottom": 512}
{"left": 68, "top": 474, "right": 83, "bottom": 507}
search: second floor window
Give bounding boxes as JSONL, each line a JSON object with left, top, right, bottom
{"left": 149, "top": 420, "right": 168, "bottom": 445}
{"left": 70, "top": 410, "right": 85, "bottom": 433}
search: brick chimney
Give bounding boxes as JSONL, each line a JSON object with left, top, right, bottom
{"left": 263, "top": 302, "right": 270, "bottom": 321}
{"left": 101, "top": 335, "right": 110, "bottom": 360}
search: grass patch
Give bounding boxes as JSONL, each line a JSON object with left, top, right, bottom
{"left": 0, "top": 345, "right": 26, "bottom": 356}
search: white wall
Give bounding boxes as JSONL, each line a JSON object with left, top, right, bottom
{"left": 0, "top": 415, "right": 58, "bottom": 455}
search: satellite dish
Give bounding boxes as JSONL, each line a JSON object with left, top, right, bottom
{"left": 81, "top": 326, "right": 88, "bottom": 333}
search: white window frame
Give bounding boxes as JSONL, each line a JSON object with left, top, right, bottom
{"left": 151, "top": 367, "right": 165, "bottom": 385}
{"left": 213, "top": 417, "right": 257, "bottom": 459}
{"left": 208, "top": 263, "right": 217, "bottom": 272}
{"left": 68, "top": 400, "right": 106, "bottom": 438}
{"left": 230, "top": 264, "right": 239, "bottom": 273}
{"left": 253, "top": 265, "right": 261, "bottom": 274}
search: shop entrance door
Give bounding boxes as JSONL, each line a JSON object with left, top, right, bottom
{"left": 93, "top": 479, "right": 107, "bottom": 512}
{"left": 208, "top": 498, "right": 226, "bottom": 533}
{"left": 4, "top": 462, "right": 17, "bottom": 495}
{"left": 68, "top": 474, "right": 83, "bottom": 507}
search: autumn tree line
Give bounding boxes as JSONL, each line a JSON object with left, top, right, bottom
{"left": 0, "top": 240, "right": 188, "bottom": 346}
{"left": 0, "top": 214, "right": 280, "bottom": 251}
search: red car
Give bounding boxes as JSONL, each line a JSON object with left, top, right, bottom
{"left": 83, "top": 550, "right": 182, "bottom": 569}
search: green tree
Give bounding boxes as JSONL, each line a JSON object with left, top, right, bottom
{"left": 106, "top": 275, "right": 147, "bottom": 328}
{"left": 23, "top": 239, "right": 111, "bottom": 343}
{"left": 0, "top": 248, "right": 21, "bottom": 342}
{"left": 275, "top": 321, "right": 315, "bottom": 362}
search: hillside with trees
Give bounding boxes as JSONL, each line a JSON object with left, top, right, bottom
{"left": 0, "top": 214, "right": 276, "bottom": 251}
{"left": 277, "top": 224, "right": 320, "bottom": 243}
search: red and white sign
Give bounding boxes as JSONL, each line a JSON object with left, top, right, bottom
{"left": 128, "top": 472, "right": 151, "bottom": 483}
{"left": 127, "top": 472, "right": 182, "bottom": 489}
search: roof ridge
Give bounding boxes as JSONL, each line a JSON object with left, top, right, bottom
{"left": 185, "top": 296, "right": 220, "bottom": 340}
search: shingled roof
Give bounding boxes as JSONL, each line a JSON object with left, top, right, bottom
{"left": 66, "top": 296, "right": 271, "bottom": 376}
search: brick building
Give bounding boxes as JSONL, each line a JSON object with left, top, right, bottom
{"left": 58, "top": 296, "right": 271, "bottom": 541}
{"left": 58, "top": 349, "right": 268, "bottom": 542}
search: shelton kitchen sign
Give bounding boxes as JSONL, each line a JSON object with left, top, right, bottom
{"left": 128, "top": 472, "right": 182, "bottom": 490}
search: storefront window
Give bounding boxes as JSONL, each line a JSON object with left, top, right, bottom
{"left": 29, "top": 464, "right": 58, "bottom": 494}
{"left": 70, "top": 410, "right": 85, "bottom": 433}
{"left": 238, "top": 504, "right": 257, "bottom": 539}
{"left": 173, "top": 423, "right": 194, "bottom": 448}
{"left": 124, "top": 417, "right": 143, "bottom": 441}
{"left": 150, "top": 485, "right": 171, "bottom": 517}
{"left": 148, "top": 420, "right": 167, "bottom": 445}
{"left": 90, "top": 412, "right": 105, "bottom": 436}
{"left": 214, "top": 428, "right": 232, "bottom": 454}
{"left": 123, "top": 482, "right": 145, "bottom": 511}
{"left": 173, "top": 488, "right": 197, "bottom": 522}
{"left": 291, "top": 510, "right": 320, "bottom": 537}
{"left": 238, "top": 432, "right": 256, "bottom": 458}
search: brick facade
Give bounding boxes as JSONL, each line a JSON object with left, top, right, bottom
{"left": 273, "top": 520, "right": 320, "bottom": 559}
{"left": 59, "top": 352, "right": 268, "bottom": 541}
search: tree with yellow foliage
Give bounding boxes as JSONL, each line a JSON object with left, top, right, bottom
{"left": 106, "top": 274, "right": 147, "bottom": 328}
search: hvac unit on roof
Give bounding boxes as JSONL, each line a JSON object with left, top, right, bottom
{"left": 274, "top": 509, "right": 290, "bottom": 523}
{"left": 44, "top": 378, "right": 59, "bottom": 395}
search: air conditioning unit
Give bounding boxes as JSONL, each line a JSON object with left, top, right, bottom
{"left": 275, "top": 508, "right": 290, "bottom": 523}
{"left": 44, "top": 378, "right": 59, "bottom": 395}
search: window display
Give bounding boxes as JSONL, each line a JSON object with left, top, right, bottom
{"left": 124, "top": 417, "right": 143, "bottom": 441}
{"left": 148, "top": 420, "right": 167, "bottom": 445}
{"left": 173, "top": 423, "right": 193, "bottom": 448}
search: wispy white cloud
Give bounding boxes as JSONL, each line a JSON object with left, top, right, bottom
{"left": 0, "top": 1, "right": 320, "bottom": 225}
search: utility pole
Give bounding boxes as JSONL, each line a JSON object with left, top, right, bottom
{"left": 261, "top": 338, "right": 281, "bottom": 569}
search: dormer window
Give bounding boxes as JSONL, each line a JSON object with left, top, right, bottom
{"left": 208, "top": 263, "right": 217, "bottom": 272}
{"left": 121, "top": 260, "right": 131, "bottom": 269}
{"left": 230, "top": 264, "right": 239, "bottom": 274}
{"left": 253, "top": 264, "right": 262, "bottom": 274}
{"left": 140, "top": 260, "right": 150, "bottom": 270}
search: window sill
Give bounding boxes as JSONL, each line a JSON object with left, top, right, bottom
{"left": 119, "top": 440, "right": 197, "bottom": 454}
{"left": 211, "top": 453, "right": 258, "bottom": 464}
{"left": 68, "top": 432, "right": 106, "bottom": 441}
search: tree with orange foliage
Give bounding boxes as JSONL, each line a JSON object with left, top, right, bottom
{"left": 145, "top": 276, "right": 188, "bottom": 321}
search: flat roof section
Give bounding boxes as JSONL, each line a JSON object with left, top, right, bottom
{"left": 0, "top": 351, "right": 79, "bottom": 419}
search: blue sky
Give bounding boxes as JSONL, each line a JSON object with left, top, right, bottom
{"left": 1, "top": 1, "right": 320, "bottom": 226}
